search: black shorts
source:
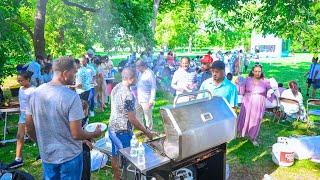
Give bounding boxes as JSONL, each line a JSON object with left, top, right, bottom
{"left": 313, "top": 79, "right": 320, "bottom": 89}
{"left": 307, "top": 78, "right": 313, "bottom": 85}
{"left": 106, "top": 80, "right": 113, "bottom": 84}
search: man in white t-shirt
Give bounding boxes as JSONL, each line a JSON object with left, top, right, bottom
{"left": 281, "top": 81, "right": 306, "bottom": 121}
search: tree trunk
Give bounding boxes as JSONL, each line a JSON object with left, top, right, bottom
{"left": 151, "top": 0, "right": 160, "bottom": 35}
{"left": 188, "top": 35, "right": 192, "bottom": 53}
{"left": 34, "top": 0, "right": 48, "bottom": 58}
{"left": 58, "top": 27, "right": 65, "bottom": 44}
{"left": 149, "top": 0, "right": 160, "bottom": 49}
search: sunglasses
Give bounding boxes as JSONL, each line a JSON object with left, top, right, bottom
{"left": 254, "top": 63, "right": 262, "bottom": 68}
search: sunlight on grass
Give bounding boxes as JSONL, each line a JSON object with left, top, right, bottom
{"left": 227, "top": 139, "right": 248, "bottom": 155}
{"left": 252, "top": 150, "right": 268, "bottom": 162}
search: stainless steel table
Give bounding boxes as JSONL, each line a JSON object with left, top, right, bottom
{"left": 119, "top": 143, "right": 170, "bottom": 175}
{"left": 0, "top": 107, "right": 20, "bottom": 144}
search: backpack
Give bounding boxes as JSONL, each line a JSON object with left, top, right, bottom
{"left": 0, "top": 163, "right": 34, "bottom": 180}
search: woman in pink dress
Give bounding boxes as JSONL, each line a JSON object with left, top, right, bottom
{"left": 237, "top": 64, "right": 271, "bottom": 146}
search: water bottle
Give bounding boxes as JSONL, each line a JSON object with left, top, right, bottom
{"left": 130, "top": 135, "right": 138, "bottom": 157}
{"left": 137, "top": 142, "right": 145, "bottom": 166}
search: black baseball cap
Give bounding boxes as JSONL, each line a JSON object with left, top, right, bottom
{"left": 211, "top": 60, "right": 225, "bottom": 70}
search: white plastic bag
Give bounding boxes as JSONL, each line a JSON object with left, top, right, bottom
{"left": 90, "top": 149, "right": 108, "bottom": 171}
{"left": 291, "top": 136, "right": 320, "bottom": 160}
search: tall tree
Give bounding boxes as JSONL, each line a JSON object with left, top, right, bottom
{"left": 34, "top": 0, "right": 48, "bottom": 57}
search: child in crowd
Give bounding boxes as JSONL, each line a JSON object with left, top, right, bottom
{"left": 105, "top": 65, "right": 117, "bottom": 105}
{"left": 94, "top": 58, "right": 106, "bottom": 111}
{"left": 41, "top": 63, "right": 53, "bottom": 84}
{"left": 81, "top": 100, "right": 92, "bottom": 180}
{"left": 227, "top": 73, "right": 233, "bottom": 81}
{"left": 8, "top": 72, "right": 35, "bottom": 169}
{"left": 278, "top": 83, "right": 286, "bottom": 95}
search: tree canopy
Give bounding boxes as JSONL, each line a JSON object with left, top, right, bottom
{"left": 0, "top": 0, "right": 32, "bottom": 84}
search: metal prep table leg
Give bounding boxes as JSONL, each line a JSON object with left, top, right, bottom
{"left": 1, "top": 111, "right": 19, "bottom": 144}
{"left": 2, "top": 112, "right": 8, "bottom": 144}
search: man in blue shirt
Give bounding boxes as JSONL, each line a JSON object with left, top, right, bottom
{"left": 74, "top": 58, "right": 91, "bottom": 101}
{"left": 26, "top": 55, "right": 42, "bottom": 87}
{"left": 198, "top": 60, "right": 238, "bottom": 108}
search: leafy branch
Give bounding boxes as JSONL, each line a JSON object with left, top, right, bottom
{"left": 62, "top": 0, "right": 101, "bottom": 12}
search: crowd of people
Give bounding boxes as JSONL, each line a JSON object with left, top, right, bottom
{"left": 4, "top": 49, "right": 314, "bottom": 179}
{"left": 8, "top": 50, "right": 157, "bottom": 179}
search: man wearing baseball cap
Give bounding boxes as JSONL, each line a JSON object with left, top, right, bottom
{"left": 199, "top": 54, "right": 213, "bottom": 86}
{"left": 198, "top": 60, "right": 238, "bottom": 108}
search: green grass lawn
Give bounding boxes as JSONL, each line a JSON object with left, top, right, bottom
{"left": 1, "top": 57, "right": 320, "bottom": 179}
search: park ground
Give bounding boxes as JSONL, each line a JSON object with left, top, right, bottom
{"left": 0, "top": 54, "right": 320, "bottom": 180}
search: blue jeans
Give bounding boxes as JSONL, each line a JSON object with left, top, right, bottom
{"left": 88, "top": 88, "right": 95, "bottom": 111}
{"left": 42, "top": 153, "right": 83, "bottom": 180}
{"left": 109, "top": 129, "right": 132, "bottom": 156}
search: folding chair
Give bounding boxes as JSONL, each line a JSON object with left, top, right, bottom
{"left": 265, "top": 90, "right": 283, "bottom": 122}
{"left": 306, "top": 99, "right": 320, "bottom": 126}
{"left": 279, "top": 97, "right": 300, "bottom": 122}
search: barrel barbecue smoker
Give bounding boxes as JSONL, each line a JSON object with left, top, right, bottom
{"left": 119, "top": 91, "right": 237, "bottom": 180}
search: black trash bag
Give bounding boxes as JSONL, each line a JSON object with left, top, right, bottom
{"left": 0, "top": 162, "right": 6, "bottom": 168}
{"left": 11, "top": 170, "right": 35, "bottom": 180}
{"left": 0, "top": 167, "right": 34, "bottom": 180}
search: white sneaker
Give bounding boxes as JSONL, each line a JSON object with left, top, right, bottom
{"left": 90, "top": 111, "right": 95, "bottom": 117}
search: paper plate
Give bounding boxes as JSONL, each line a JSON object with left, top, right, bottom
{"left": 85, "top": 122, "right": 107, "bottom": 132}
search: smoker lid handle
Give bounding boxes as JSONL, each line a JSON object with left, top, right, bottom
{"left": 173, "top": 90, "right": 212, "bottom": 106}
